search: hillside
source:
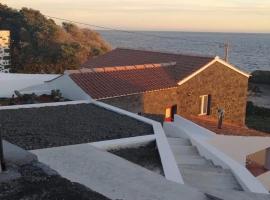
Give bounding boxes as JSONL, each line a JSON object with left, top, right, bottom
{"left": 0, "top": 4, "right": 111, "bottom": 73}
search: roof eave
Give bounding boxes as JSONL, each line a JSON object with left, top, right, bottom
{"left": 177, "top": 57, "right": 250, "bottom": 86}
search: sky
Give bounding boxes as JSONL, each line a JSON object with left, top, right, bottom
{"left": 2, "top": 0, "right": 270, "bottom": 33}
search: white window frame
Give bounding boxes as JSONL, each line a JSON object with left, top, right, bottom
{"left": 199, "top": 95, "right": 209, "bottom": 115}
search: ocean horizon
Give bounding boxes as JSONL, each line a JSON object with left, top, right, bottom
{"left": 99, "top": 31, "right": 270, "bottom": 72}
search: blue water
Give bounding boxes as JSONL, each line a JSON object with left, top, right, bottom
{"left": 98, "top": 31, "right": 270, "bottom": 72}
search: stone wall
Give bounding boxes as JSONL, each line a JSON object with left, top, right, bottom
{"left": 101, "top": 87, "right": 178, "bottom": 115}
{"left": 101, "top": 61, "right": 249, "bottom": 125}
{"left": 176, "top": 61, "right": 249, "bottom": 125}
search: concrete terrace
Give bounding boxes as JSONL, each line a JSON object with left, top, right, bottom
{"left": 1, "top": 100, "right": 270, "bottom": 200}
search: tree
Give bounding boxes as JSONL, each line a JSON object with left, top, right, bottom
{"left": 0, "top": 4, "right": 111, "bottom": 73}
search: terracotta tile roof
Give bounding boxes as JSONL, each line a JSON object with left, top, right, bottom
{"left": 82, "top": 48, "right": 214, "bottom": 69}
{"left": 70, "top": 63, "right": 179, "bottom": 100}
{"left": 71, "top": 49, "right": 216, "bottom": 99}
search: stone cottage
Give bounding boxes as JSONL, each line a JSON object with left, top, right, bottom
{"left": 39, "top": 48, "right": 251, "bottom": 125}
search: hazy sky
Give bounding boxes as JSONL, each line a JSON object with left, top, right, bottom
{"left": 2, "top": 0, "right": 270, "bottom": 33}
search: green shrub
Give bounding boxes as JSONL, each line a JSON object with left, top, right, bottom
{"left": 246, "top": 101, "right": 270, "bottom": 117}
{"left": 250, "top": 70, "right": 270, "bottom": 85}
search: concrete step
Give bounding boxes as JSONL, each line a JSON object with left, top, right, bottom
{"left": 206, "top": 189, "right": 270, "bottom": 200}
{"left": 180, "top": 168, "right": 236, "bottom": 180}
{"left": 167, "top": 137, "right": 191, "bottom": 146}
{"left": 182, "top": 171, "right": 243, "bottom": 191}
{"left": 170, "top": 145, "right": 199, "bottom": 156}
{"left": 174, "top": 154, "right": 203, "bottom": 161}
{"left": 176, "top": 157, "right": 210, "bottom": 165}
{"left": 179, "top": 164, "right": 232, "bottom": 174}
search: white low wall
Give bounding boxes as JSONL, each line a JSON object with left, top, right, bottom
{"left": 92, "top": 101, "right": 184, "bottom": 184}
{"left": 0, "top": 73, "right": 58, "bottom": 97}
{"left": 90, "top": 135, "right": 155, "bottom": 150}
{"left": 170, "top": 115, "right": 269, "bottom": 194}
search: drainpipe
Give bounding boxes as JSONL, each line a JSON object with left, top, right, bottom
{"left": 0, "top": 124, "right": 6, "bottom": 172}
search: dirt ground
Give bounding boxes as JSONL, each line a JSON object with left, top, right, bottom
{"left": 109, "top": 142, "right": 164, "bottom": 176}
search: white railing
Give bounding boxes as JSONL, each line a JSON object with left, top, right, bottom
{"left": 169, "top": 115, "right": 269, "bottom": 194}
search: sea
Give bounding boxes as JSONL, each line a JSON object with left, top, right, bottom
{"left": 98, "top": 31, "right": 270, "bottom": 72}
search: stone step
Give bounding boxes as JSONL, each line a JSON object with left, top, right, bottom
{"left": 170, "top": 145, "right": 199, "bottom": 156}
{"left": 176, "top": 157, "right": 210, "bottom": 165}
{"left": 167, "top": 137, "right": 191, "bottom": 146}
{"left": 182, "top": 171, "right": 243, "bottom": 191}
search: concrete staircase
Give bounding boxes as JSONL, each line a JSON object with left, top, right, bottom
{"left": 167, "top": 136, "right": 243, "bottom": 192}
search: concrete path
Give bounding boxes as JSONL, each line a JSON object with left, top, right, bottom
{"left": 31, "top": 144, "right": 208, "bottom": 200}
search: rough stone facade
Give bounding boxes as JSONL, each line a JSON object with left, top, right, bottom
{"left": 101, "top": 61, "right": 249, "bottom": 125}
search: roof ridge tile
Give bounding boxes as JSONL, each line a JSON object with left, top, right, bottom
{"left": 69, "top": 62, "right": 176, "bottom": 74}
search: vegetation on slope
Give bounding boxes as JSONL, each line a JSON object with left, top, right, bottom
{"left": 249, "top": 70, "right": 270, "bottom": 85}
{"left": 0, "top": 4, "right": 111, "bottom": 73}
{"left": 246, "top": 101, "right": 270, "bottom": 133}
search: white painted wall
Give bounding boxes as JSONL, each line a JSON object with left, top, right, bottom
{"left": 46, "top": 74, "right": 91, "bottom": 101}
{"left": 209, "top": 136, "right": 270, "bottom": 165}
{"left": 19, "top": 74, "right": 92, "bottom": 101}
{"left": 0, "top": 73, "right": 58, "bottom": 97}
{"left": 90, "top": 135, "right": 155, "bottom": 150}
{"left": 258, "top": 172, "right": 270, "bottom": 191}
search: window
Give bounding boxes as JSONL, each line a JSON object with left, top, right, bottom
{"left": 199, "top": 95, "right": 210, "bottom": 115}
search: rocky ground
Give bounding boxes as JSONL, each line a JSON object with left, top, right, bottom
{"left": 0, "top": 162, "right": 111, "bottom": 200}
{"left": 0, "top": 103, "right": 153, "bottom": 150}
{"left": 109, "top": 142, "right": 164, "bottom": 176}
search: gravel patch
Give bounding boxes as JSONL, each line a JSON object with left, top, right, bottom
{"left": 0, "top": 162, "right": 111, "bottom": 200}
{"left": 109, "top": 142, "right": 164, "bottom": 176}
{"left": 0, "top": 103, "right": 153, "bottom": 150}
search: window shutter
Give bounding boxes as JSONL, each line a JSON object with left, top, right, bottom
{"left": 207, "top": 95, "right": 212, "bottom": 115}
